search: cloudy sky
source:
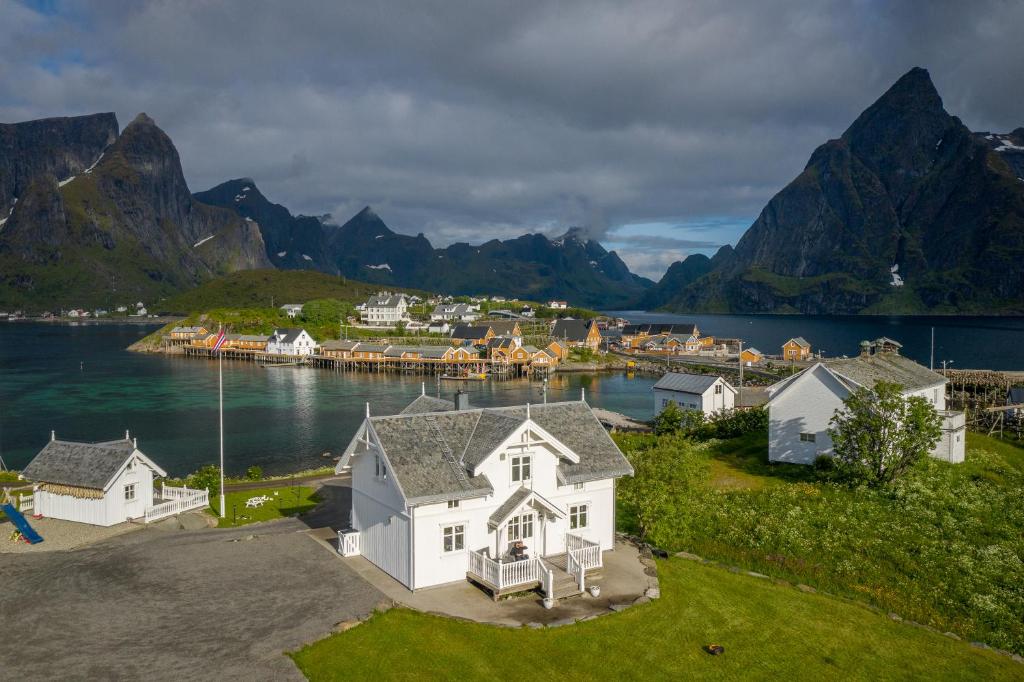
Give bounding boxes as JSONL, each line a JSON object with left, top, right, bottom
{"left": 2, "top": 1, "right": 1022, "bottom": 279}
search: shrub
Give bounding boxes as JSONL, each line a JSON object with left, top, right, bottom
{"left": 245, "top": 465, "right": 263, "bottom": 481}
{"left": 813, "top": 454, "right": 835, "bottom": 474}
{"left": 654, "top": 402, "right": 684, "bottom": 435}
{"left": 186, "top": 465, "right": 221, "bottom": 493}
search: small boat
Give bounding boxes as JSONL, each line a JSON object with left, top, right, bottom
{"left": 441, "top": 373, "right": 487, "bottom": 381}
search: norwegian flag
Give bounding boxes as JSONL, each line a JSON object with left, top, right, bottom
{"left": 212, "top": 328, "right": 227, "bottom": 353}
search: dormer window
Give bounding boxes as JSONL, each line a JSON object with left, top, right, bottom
{"left": 511, "top": 455, "right": 531, "bottom": 482}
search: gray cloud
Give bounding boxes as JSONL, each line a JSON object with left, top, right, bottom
{"left": 2, "top": 0, "right": 1022, "bottom": 281}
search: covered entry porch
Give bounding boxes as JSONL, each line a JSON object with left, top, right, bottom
{"left": 466, "top": 486, "right": 602, "bottom": 600}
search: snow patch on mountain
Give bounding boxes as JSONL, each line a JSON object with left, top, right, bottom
{"left": 366, "top": 263, "right": 392, "bottom": 271}
{"left": 193, "top": 235, "right": 215, "bottom": 248}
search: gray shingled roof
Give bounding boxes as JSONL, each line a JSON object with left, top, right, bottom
{"left": 366, "top": 399, "right": 632, "bottom": 505}
{"left": 487, "top": 321, "right": 520, "bottom": 336}
{"left": 653, "top": 372, "right": 725, "bottom": 395}
{"left": 400, "top": 395, "right": 456, "bottom": 414}
{"left": 320, "top": 339, "right": 359, "bottom": 351}
{"left": 823, "top": 352, "right": 945, "bottom": 391}
{"left": 488, "top": 487, "right": 532, "bottom": 529}
{"left": 451, "top": 325, "right": 492, "bottom": 339}
{"left": 366, "top": 294, "right": 406, "bottom": 308}
{"left": 273, "top": 328, "right": 307, "bottom": 344}
{"left": 551, "top": 319, "right": 593, "bottom": 342}
{"left": 22, "top": 439, "right": 141, "bottom": 490}
{"left": 788, "top": 336, "right": 811, "bottom": 348}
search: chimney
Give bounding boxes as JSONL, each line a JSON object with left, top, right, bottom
{"left": 455, "top": 390, "right": 471, "bottom": 411}
{"left": 859, "top": 341, "right": 871, "bottom": 357}
{"left": 51, "top": 430, "right": 55, "bottom": 442}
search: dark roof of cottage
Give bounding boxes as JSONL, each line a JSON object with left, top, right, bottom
{"left": 320, "top": 339, "right": 359, "bottom": 350}
{"left": 787, "top": 337, "right": 811, "bottom": 348}
{"left": 400, "top": 395, "right": 456, "bottom": 414}
{"left": 654, "top": 372, "right": 727, "bottom": 394}
{"left": 1007, "top": 387, "right": 1024, "bottom": 405}
{"left": 236, "top": 334, "right": 269, "bottom": 342}
{"left": 487, "top": 321, "right": 520, "bottom": 336}
{"left": 367, "top": 399, "right": 632, "bottom": 504}
{"left": 451, "top": 324, "right": 492, "bottom": 339}
{"left": 355, "top": 343, "right": 389, "bottom": 353}
{"left": 551, "top": 319, "right": 594, "bottom": 342}
{"left": 273, "top": 328, "right": 307, "bottom": 344}
{"left": 21, "top": 438, "right": 155, "bottom": 490}
{"left": 823, "top": 352, "right": 945, "bottom": 391}
{"left": 486, "top": 337, "right": 517, "bottom": 350}
{"left": 488, "top": 487, "right": 533, "bottom": 529}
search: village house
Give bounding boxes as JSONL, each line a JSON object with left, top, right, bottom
{"left": 361, "top": 293, "right": 411, "bottom": 327}
{"left": 1007, "top": 387, "right": 1024, "bottom": 423}
{"left": 428, "top": 322, "right": 451, "bottom": 335}
{"left": 619, "top": 323, "right": 699, "bottom": 351}
{"left": 782, "top": 337, "right": 812, "bottom": 361}
{"left": 551, "top": 319, "right": 601, "bottom": 352}
{"left": 653, "top": 372, "right": 737, "bottom": 416}
{"left": 546, "top": 300, "right": 568, "bottom": 310}
{"left": 486, "top": 337, "right": 531, "bottom": 364}
{"left": 766, "top": 339, "right": 966, "bottom": 465}
{"left": 280, "top": 303, "right": 304, "bottom": 319}
{"left": 266, "top": 328, "right": 316, "bottom": 356}
{"left": 20, "top": 433, "right": 167, "bottom": 526}
{"left": 168, "top": 325, "right": 209, "bottom": 344}
{"left": 451, "top": 324, "right": 496, "bottom": 346}
{"left": 740, "top": 347, "right": 764, "bottom": 365}
{"left": 486, "top": 320, "right": 523, "bottom": 339}
{"left": 336, "top": 394, "right": 633, "bottom": 596}
{"left": 319, "top": 340, "right": 360, "bottom": 359}
{"left": 224, "top": 334, "right": 270, "bottom": 352}
{"left": 430, "top": 303, "right": 481, "bottom": 323}
{"left": 351, "top": 343, "right": 391, "bottom": 360}
{"left": 524, "top": 346, "right": 558, "bottom": 368}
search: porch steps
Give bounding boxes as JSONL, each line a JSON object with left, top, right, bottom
{"left": 542, "top": 557, "right": 583, "bottom": 600}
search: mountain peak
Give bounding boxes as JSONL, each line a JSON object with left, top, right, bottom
{"left": 128, "top": 112, "right": 157, "bottom": 128}
{"left": 843, "top": 67, "right": 948, "bottom": 146}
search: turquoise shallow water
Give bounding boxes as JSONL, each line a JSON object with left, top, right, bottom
{"left": 0, "top": 323, "right": 656, "bottom": 476}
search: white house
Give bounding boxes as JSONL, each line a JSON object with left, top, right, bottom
{"left": 336, "top": 393, "right": 633, "bottom": 597}
{"left": 766, "top": 339, "right": 966, "bottom": 465}
{"left": 266, "top": 328, "right": 316, "bottom": 356}
{"left": 360, "top": 293, "right": 411, "bottom": 326}
{"left": 547, "top": 300, "right": 568, "bottom": 310}
{"left": 653, "top": 372, "right": 737, "bottom": 416}
{"left": 280, "top": 303, "right": 304, "bottom": 319}
{"left": 20, "top": 433, "right": 168, "bottom": 526}
{"left": 430, "top": 303, "right": 480, "bottom": 323}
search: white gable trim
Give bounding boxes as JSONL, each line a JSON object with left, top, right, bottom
{"left": 101, "top": 448, "right": 167, "bottom": 492}
{"left": 769, "top": 363, "right": 853, "bottom": 408}
{"left": 337, "top": 419, "right": 410, "bottom": 508}
{"left": 467, "top": 418, "right": 580, "bottom": 477}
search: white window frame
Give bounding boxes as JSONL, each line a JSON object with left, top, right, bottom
{"left": 374, "top": 454, "right": 387, "bottom": 480}
{"left": 569, "top": 503, "right": 589, "bottom": 530}
{"left": 441, "top": 523, "right": 466, "bottom": 554}
{"left": 506, "top": 512, "right": 534, "bottom": 541}
{"left": 510, "top": 454, "right": 532, "bottom": 483}
{"left": 573, "top": 482, "right": 585, "bottom": 491}
{"left": 124, "top": 483, "right": 136, "bottom": 502}
{"left": 447, "top": 499, "right": 460, "bottom": 509}
{"left": 799, "top": 432, "right": 817, "bottom": 443}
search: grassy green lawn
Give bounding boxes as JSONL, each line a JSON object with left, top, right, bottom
{"left": 291, "top": 558, "right": 1021, "bottom": 680}
{"left": 615, "top": 430, "right": 1024, "bottom": 655}
{"left": 206, "top": 485, "right": 318, "bottom": 528}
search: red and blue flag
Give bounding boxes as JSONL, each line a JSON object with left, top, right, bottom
{"left": 212, "top": 328, "right": 227, "bottom": 353}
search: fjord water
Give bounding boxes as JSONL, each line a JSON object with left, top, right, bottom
{"left": 2, "top": 315, "right": 1023, "bottom": 476}
{"left": 0, "top": 323, "right": 655, "bottom": 476}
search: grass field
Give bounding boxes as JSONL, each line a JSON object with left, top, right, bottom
{"left": 615, "top": 430, "right": 1024, "bottom": 655}
{"left": 290, "top": 558, "right": 1021, "bottom": 680}
{"left": 206, "top": 485, "right": 318, "bottom": 528}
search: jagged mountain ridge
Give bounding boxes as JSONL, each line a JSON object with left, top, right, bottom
{"left": 199, "top": 182, "right": 653, "bottom": 307}
{"left": 0, "top": 113, "right": 270, "bottom": 309}
{"left": 654, "top": 67, "right": 1024, "bottom": 315}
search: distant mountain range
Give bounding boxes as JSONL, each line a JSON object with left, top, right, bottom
{"left": 646, "top": 67, "right": 1024, "bottom": 315}
{"left": 0, "top": 114, "right": 649, "bottom": 310}
{"left": 196, "top": 180, "right": 652, "bottom": 307}
{"left": 3, "top": 67, "right": 1021, "bottom": 314}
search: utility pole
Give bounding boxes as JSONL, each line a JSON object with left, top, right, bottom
{"left": 738, "top": 339, "right": 743, "bottom": 407}
{"left": 930, "top": 327, "right": 935, "bottom": 371}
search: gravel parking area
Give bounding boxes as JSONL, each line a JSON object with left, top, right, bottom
{"left": 0, "top": 518, "right": 386, "bottom": 681}
{"left": 0, "top": 516, "right": 142, "bottom": 553}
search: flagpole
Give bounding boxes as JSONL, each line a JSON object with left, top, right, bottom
{"left": 218, "top": 330, "right": 226, "bottom": 518}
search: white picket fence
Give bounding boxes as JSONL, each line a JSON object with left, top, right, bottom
{"left": 469, "top": 549, "right": 543, "bottom": 590}
{"left": 17, "top": 494, "right": 33, "bottom": 513}
{"left": 565, "top": 533, "right": 602, "bottom": 591}
{"left": 338, "top": 530, "right": 360, "bottom": 557}
{"left": 144, "top": 486, "right": 209, "bottom": 523}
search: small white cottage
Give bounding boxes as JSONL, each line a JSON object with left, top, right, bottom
{"left": 20, "top": 433, "right": 168, "bottom": 526}
{"left": 336, "top": 394, "right": 633, "bottom": 598}
{"left": 653, "top": 372, "right": 737, "bottom": 416}
{"left": 266, "top": 328, "right": 316, "bottom": 356}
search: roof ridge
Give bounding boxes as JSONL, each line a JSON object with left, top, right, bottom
{"left": 459, "top": 411, "right": 484, "bottom": 464}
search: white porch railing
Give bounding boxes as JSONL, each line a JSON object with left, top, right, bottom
{"left": 338, "top": 530, "right": 360, "bottom": 557}
{"left": 469, "top": 549, "right": 542, "bottom": 591}
{"left": 144, "top": 487, "right": 208, "bottom": 523}
{"left": 17, "top": 494, "right": 33, "bottom": 513}
{"left": 565, "top": 533, "right": 602, "bottom": 592}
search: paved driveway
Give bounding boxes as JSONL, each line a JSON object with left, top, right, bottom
{"left": 0, "top": 513, "right": 384, "bottom": 681}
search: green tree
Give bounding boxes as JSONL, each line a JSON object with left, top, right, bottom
{"left": 618, "top": 435, "right": 706, "bottom": 542}
{"left": 245, "top": 465, "right": 263, "bottom": 481}
{"left": 186, "top": 465, "right": 221, "bottom": 493}
{"left": 301, "top": 299, "right": 352, "bottom": 326}
{"left": 654, "top": 402, "right": 684, "bottom": 435}
{"left": 827, "top": 381, "right": 942, "bottom": 487}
